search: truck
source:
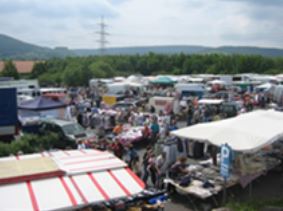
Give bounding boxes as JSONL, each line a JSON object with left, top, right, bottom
{"left": 0, "top": 88, "right": 18, "bottom": 141}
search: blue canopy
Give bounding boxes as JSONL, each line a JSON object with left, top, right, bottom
{"left": 18, "top": 96, "right": 66, "bottom": 111}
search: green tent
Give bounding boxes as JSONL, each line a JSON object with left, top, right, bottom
{"left": 151, "top": 76, "right": 176, "bottom": 85}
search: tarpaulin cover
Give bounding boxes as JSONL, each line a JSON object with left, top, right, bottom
{"left": 0, "top": 157, "right": 64, "bottom": 184}
{"left": 171, "top": 110, "right": 283, "bottom": 152}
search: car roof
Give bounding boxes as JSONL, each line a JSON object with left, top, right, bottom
{"left": 42, "top": 118, "right": 74, "bottom": 127}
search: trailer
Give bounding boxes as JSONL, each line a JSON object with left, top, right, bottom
{"left": 0, "top": 88, "right": 18, "bottom": 141}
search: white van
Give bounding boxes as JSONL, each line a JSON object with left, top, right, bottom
{"left": 107, "top": 82, "right": 129, "bottom": 95}
{"left": 17, "top": 88, "right": 40, "bottom": 103}
{"left": 175, "top": 83, "right": 206, "bottom": 99}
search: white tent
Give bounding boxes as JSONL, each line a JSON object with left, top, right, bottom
{"left": 208, "top": 79, "right": 227, "bottom": 85}
{"left": 171, "top": 110, "right": 283, "bottom": 152}
{"left": 255, "top": 82, "right": 273, "bottom": 91}
{"left": 198, "top": 99, "right": 224, "bottom": 105}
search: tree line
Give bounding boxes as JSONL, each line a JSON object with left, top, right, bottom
{"left": 1, "top": 53, "right": 283, "bottom": 86}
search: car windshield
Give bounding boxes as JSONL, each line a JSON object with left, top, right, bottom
{"left": 62, "top": 123, "right": 85, "bottom": 135}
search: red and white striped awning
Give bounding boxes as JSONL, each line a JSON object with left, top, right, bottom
{"left": 0, "top": 149, "right": 145, "bottom": 211}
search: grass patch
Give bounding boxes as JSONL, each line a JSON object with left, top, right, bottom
{"left": 227, "top": 198, "right": 283, "bottom": 211}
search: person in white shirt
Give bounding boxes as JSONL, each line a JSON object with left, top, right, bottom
{"left": 77, "top": 140, "right": 86, "bottom": 149}
{"left": 155, "top": 152, "right": 167, "bottom": 188}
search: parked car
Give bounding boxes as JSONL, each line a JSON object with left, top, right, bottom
{"left": 39, "top": 119, "right": 96, "bottom": 149}
{"left": 198, "top": 99, "right": 240, "bottom": 118}
{"left": 112, "top": 98, "right": 146, "bottom": 110}
{"left": 221, "top": 102, "right": 240, "bottom": 118}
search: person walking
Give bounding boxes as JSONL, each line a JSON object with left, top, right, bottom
{"left": 126, "top": 144, "right": 139, "bottom": 169}
{"left": 142, "top": 146, "right": 152, "bottom": 185}
{"left": 147, "top": 153, "right": 158, "bottom": 188}
{"left": 150, "top": 116, "right": 160, "bottom": 146}
{"left": 155, "top": 152, "right": 167, "bottom": 189}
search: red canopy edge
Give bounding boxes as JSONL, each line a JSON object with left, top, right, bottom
{"left": 0, "top": 170, "right": 65, "bottom": 185}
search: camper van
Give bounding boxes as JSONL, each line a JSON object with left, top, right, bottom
{"left": 0, "top": 79, "right": 40, "bottom": 103}
{"left": 175, "top": 83, "right": 206, "bottom": 99}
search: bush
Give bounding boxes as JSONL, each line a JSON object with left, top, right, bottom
{"left": 0, "top": 133, "right": 60, "bottom": 157}
{"left": 0, "top": 142, "right": 12, "bottom": 157}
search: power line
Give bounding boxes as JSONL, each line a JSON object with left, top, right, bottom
{"left": 96, "top": 16, "right": 109, "bottom": 55}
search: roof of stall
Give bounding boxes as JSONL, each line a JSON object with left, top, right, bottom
{"left": 0, "top": 149, "right": 145, "bottom": 211}
{"left": 18, "top": 96, "right": 66, "bottom": 111}
{"left": 150, "top": 76, "right": 176, "bottom": 85}
{"left": 171, "top": 110, "right": 283, "bottom": 152}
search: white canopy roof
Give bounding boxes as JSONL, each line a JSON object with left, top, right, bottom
{"left": 171, "top": 110, "right": 283, "bottom": 152}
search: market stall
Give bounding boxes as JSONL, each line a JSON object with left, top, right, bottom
{"left": 116, "top": 125, "right": 145, "bottom": 146}
{"left": 164, "top": 153, "right": 280, "bottom": 200}
{"left": 116, "top": 127, "right": 143, "bottom": 146}
{"left": 166, "top": 110, "right": 283, "bottom": 201}
{"left": 18, "top": 96, "right": 67, "bottom": 119}
{"left": 18, "top": 96, "right": 67, "bottom": 133}
{"left": 171, "top": 110, "right": 283, "bottom": 152}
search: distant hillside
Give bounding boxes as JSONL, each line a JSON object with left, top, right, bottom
{"left": 74, "top": 45, "right": 210, "bottom": 56}
{"left": 208, "top": 46, "right": 283, "bottom": 57}
{"left": 0, "top": 34, "right": 74, "bottom": 59}
{"left": 1, "top": 34, "right": 283, "bottom": 59}
{"left": 74, "top": 45, "right": 283, "bottom": 57}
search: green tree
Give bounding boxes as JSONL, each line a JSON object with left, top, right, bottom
{"left": 38, "top": 72, "right": 62, "bottom": 86}
{"left": 63, "top": 65, "right": 83, "bottom": 86}
{"left": 80, "top": 65, "right": 93, "bottom": 85}
{"left": 89, "top": 61, "right": 114, "bottom": 78}
{"left": 31, "top": 62, "right": 47, "bottom": 78}
{"left": 182, "top": 57, "right": 194, "bottom": 74}
{"left": 1, "top": 60, "right": 19, "bottom": 79}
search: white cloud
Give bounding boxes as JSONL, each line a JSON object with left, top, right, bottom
{"left": 0, "top": 0, "right": 282, "bottom": 48}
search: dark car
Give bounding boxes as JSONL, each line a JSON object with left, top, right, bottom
{"left": 221, "top": 102, "right": 240, "bottom": 118}
{"left": 39, "top": 119, "right": 95, "bottom": 149}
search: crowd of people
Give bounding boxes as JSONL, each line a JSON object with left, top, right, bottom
{"left": 61, "top": 83, "right": 273, "bottom": 189}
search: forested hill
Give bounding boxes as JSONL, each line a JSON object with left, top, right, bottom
{"left": 1, "top": 34, "right": 283, "bottom": 59}
{"left": 74, "top": 46, "right": 209, "bottom": 56}
{"left": 207, "top": 46, "right": 283, "bottom": 57}
{"left": 0, "top": 34, "right": 74, "bottom": 59}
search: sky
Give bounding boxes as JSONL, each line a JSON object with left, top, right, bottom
{"left": 0, "top": 0, "right": 282, "bottom": 49}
